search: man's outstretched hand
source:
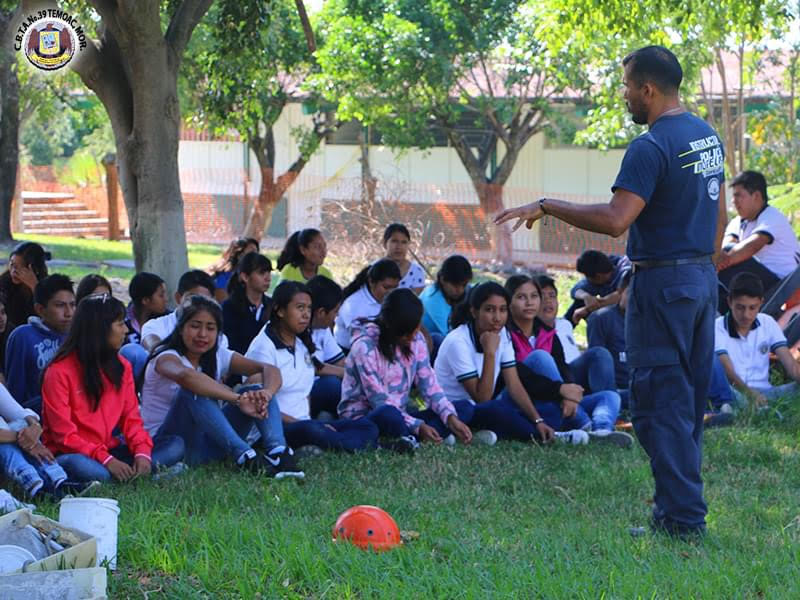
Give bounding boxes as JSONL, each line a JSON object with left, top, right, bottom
{"left": 493, "top": 201, "right": 545, "bottom": 232}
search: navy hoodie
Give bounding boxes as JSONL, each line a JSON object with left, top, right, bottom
{"left": 4, "top": 317, "right": 66, "bottom": 413}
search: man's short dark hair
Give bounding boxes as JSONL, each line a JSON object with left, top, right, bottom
{"left": 622, "top": 45, "right": 683, "bottom": 93}
{"left": 731, "top": 170, "right": 769, "bottom": 204}
{"left": 34, "top": 274, "right": 74, "bottom": 306}
{"left": 177, "top": 269, "right": 215, "bottom": 296}
{"left": 728, "top": 272, "right": 764, "bottom": 300}
{"left": 576, "top": 250, "right": 614, "bottom": 278}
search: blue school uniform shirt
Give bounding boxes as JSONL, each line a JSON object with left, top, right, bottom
{"left": 570, "top": 255, "right": 632, "bottom": 299}
{"left": 612, "top": 113, "right": 724, "bottom": 261}
{"left": 586, "top": 305, "right": 628, "bottom": 389}
{"left": 420, "top": 284, "right": 464, "bottom": 337}
{"left": 5, "top": 317, "right": 66, "bottom": 412}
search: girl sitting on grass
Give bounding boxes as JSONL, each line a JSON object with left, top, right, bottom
{"left": 141, "top": 295, "right": 303, "bottom": 478}
{"left": 277, "top": 229, "right": 334, "bottom": 284}
{"left": 434, "top": 282, "right": 563, "bottom": 445}
{"left": 41, "top": 294, "right": 185, "bottom": 483}
{"left": 306, "top": 275, "right": 346, "bottom": 419}
{"left": 338, "top": 288, "right": 472, "bottom": 452}
{"left": 124, "top": 272, "right": 168, "bottom": 345}
{"left": 208, "top": 237, "right": 260, "bottom": 303}
{"left": 246, "top": 281, "right": 378, "bottom": 453}
{"left": 223, "top": 252, "right": 273, "bottom": 355}
{"left": 0, "top": 241, "right": 50, "bottom": 334}
{"left": 0, "top": 381, "right": 69, "bottom": 497}
{"left": 75, "top": 274, "right": 112, "bottom": 303}
{"left": 382, "top": 223, "right": 426, "bottom": 294}
{"left": 504, "top": 275, "right": 632, "bottom": 448}
{"left": 334, "top": 259, "right": 401, "bottom": 351}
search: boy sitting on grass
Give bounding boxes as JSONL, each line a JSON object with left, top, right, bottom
{"left": 715, "top": 272, "right": 800, "bottom": 410}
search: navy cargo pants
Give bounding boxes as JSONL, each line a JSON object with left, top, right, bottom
{"left": 626, "top": 261, "right": 717, "bottom": 533}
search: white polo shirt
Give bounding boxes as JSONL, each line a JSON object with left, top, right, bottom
{"left": 312, "top": 327, "right": 345, "bottom": 364}
{"left": 246, "top": 323, "right": 315, "bottom": 421}
{"left": 334, "top": 285, "right": 381, "bottom": 349}
{"left": 555, "top": 318, "right": 581, "bottom": 363}
{"left": 142, "top": 311, "right": 230, "bottom": 350}
{"left": 714, "top": 312, "right": 788, "bottom": 389}
{"left": 434, "top": 324, "right": 516, "bottom": 405}
{"left": 724, "top": 205, "right": 800, "bottom": 278}
{"left": 141, "top": 346, "right": 234, "bottom": 436}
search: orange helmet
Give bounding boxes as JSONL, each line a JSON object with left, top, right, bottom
{"left": 332, "top": 505, "right": 402, "bottom": 551}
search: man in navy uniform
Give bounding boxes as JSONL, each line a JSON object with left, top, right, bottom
{"left": 495, "top": 46, "right": 727, "bottom": 537}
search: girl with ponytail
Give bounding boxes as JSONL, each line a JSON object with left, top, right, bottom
{"left": 277, "top": 229, "right": 334, "bottom": 283}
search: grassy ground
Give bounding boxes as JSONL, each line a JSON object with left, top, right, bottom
{"left": 15, "top": 235, "right": 798, "bottom": 597}
{"left": 30, "top": 403, "right": 800, "bottom": 598}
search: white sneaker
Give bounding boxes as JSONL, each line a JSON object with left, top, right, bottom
{"left": 443, "top": 434, "right": 456, "bottom": 446}
{"left": 473, "top": 430, "right": 498, "bottom": 446}
{"left": 720, "top": 403, "right": 733, "bottom": 414}
{"left": 588, "top": 429, "right": 634, "bottom": 449}
{"left": 554, "top": 430, "right": 589, "bottom": 445}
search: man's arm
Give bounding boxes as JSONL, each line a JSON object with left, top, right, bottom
{"left": 717, "top": 352, "right": 766, "bottom": 405}
{"left": 717, "top": 233, "right": 770, "bottom": 271}
{"left": 494, "top": 188, "right": 646, "bottom": 238}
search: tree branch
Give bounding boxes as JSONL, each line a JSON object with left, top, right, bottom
{"left": 166, "top": 0, "right": 214, "bottom": 58}
{"left": 294, "top": 0, "right": 316, "bottom": 54}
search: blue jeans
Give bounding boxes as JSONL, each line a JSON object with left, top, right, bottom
{"left": 284, "top": 418, "right": 378, "bottom": 451}
{"left": 120, "top": 343, "right": 149, "bottom": 381}
{"left": 56, "top": 435, "right": 184, "bottom": 483}
{"left": 411, "top": 400, "right": 475, "bottom": 437}
{"left": 568, "top": 346, "right": 617, "bottom": 393}
{"left": 0, "top": 442, "right": 68, "bottom": 496}
{"left": 365, "top": 405, "right": 414, "bottom": 437}
{"left": 627, "top": 262, "right": 716, "bottom": 533}
{"left": 520, "top": 349, "right": 620, "bottom": 431}
{"left": 471, "top": 395, "right": 562, "bottom": 441}
{"left": 309, "top": 375, "right": 342, "bottom": 418}
{"left": 156, "top": 385, "right": 286, "bottom": 465}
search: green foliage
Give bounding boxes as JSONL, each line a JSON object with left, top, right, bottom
{"left": 770, "top": 182, "right": 800, "bottom": 234}
{"left": 184, "top": 0, "right": 319, "bottom": 152}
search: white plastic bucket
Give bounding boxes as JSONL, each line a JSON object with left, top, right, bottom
{"left": 59, "top": 498, "right": 120, "bottom": 570}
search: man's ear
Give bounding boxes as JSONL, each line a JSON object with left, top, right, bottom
{"left": 174, "top": 291, "right": 182, "bottom": 305}
{"left": 34, "top": 302, "right": 46, "bottom": 319}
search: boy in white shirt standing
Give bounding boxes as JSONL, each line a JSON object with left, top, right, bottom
{"left": 715, "top": 272, "right": 800, "bottom": 409}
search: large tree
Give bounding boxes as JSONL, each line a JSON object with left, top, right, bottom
{"left": 185, "top": 0, "right": 335, "bottom": 239}
{"left": 316, "top": 0, "right": 593, "bottom": 263}
{"left": 68, "top": 1, "right": 213, "bottom": 290}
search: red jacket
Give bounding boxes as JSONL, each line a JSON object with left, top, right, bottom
{"left": 42, "top": 352, "right": 153, "bottom": 465}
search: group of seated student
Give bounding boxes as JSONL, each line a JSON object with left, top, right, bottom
{"left": 24, "top": 211, "right": 800, "bottom": 498}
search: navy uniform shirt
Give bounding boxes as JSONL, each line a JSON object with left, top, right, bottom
{"left": 612, "top": 113, "right": 724, "bottom": 261}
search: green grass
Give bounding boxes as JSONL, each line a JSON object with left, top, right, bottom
{"left": 30, "top": 407, "right": 800, "bottom": 598}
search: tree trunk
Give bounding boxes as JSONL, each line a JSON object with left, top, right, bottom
{"left": 716, "top": 49, "right": 737, "bottom": 177}
{"left": 475, "top": 182, "right": 512, "bottom": 264}
{"left": 72, "top": 1, "right": 212, "bottom": 296}
{"left": 0, "top": 8, "right": 21, "bottom": 244}
{"left": 359, "top": 126, "right": 377, "bottom": 214}
{"left": 737, "top": 42, "right": 746, "bottom": 173}
{"left": 242, "top": 165, "right": 292, "bottom": 239}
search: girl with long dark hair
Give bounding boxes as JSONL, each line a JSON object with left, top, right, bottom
{"left": 246, "top": 281, "right": 378, "bottom": 452}
{"left": 508, "top": 275, "right": 631, "bottom": 447}
{"left": 382, "top": 223, "right": 426, "bottom": 294}
{"left": 41, "top": 295, "right": 185, "bottom": 482}
{"left": 208, "top": 237, "right": 260, "bottom": 302}
{"left": 434, "top": 282, "right": 560, "bottom": 444}
{"left": 306, "top": 275, "right": 346, "bottom": 419}
{"left": 0, "top": 241, "right": 50, "bottom": 334}
{"left": 75, "top": 274, "right": 112, "bottom": 304}
{"left": 125, "top": 272, "right": 168, "bottom": 344}
{"left": 419, "top": 254, "right": 473, "bottom": 339}
{"left": 140, "top": 295, "right": 302, "bottom": 478}
{"left": 339, "top": 288, "right": 472, "bottom": 452}
{"left": 223, "top": 252, "right": 273, "bottom": 354}
{"left": 277, "top": 229, "right": 334, "bottom": 283}
{"left": 334, "top": 259, "right": 401, "bottom": 350}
